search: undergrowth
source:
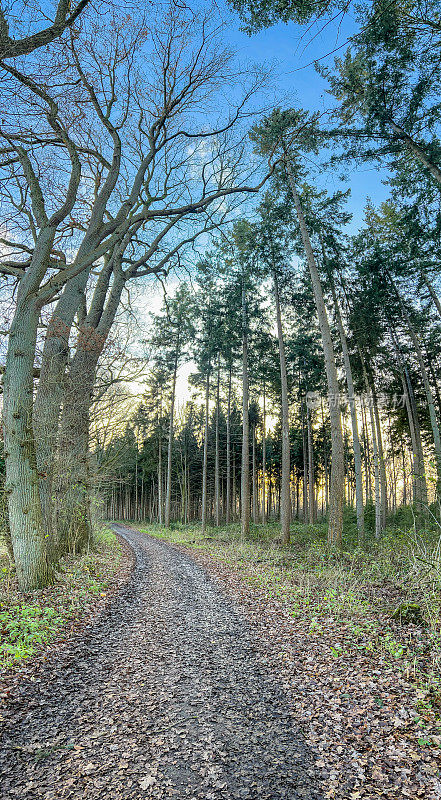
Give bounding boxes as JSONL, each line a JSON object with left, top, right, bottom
{"left": 136, "top": 516, "right": 441, "bottom": 708}
{"left": 0, "top": 526, "right": 121, "bottom": 671}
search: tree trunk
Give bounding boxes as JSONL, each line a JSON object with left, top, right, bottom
{"left": 329, "top": 278, "right": 365, "bottom": 537}
{"left": 302, "top": 403, "right": 308, "bottom": 520}
{"left": 361, "top": 402, "right": 372, "bottom": 503}
{"left": 307, "top": 406, "right": 315, "bottom": 524}
{"left": 427, "top": 355, "right": 441, "bottom": 422}
{"left": 158, "top": 429, "right": 163, "bottom": 525}
{"left": 262, "top": 382, "right": 267, "bottom": 525}
{"left": 201, "top": 370, "right": 210, "bottom": 534}
{"left": 232, "top": 448, "right": 236, "bottom": 521}
{"left": 252, "top": 423, "right": 258, "bottom": 524}
{"left": 33, "top": 255, "right": 110, "bottom": 542}
{"left": 241, "top": 277, "right": 250, "bottom": 541}
{"left": 286, "top": 162, "right": 344, "bottom": 546}
{"left": 389, "top": 324, "right": 428, "bottom": 516}
{"left": 273, "top": 268, "right": 291, "bottom": 543}
{"left": 321, "top": 399, "right": 329, "bottom": 513}
{"left": 56, "top": 347, "right": 99, "bottom": 553}
{"left": 165, "top": 343, "right": 179, "bottom": 528}
{"left": 399, "top": 309, "right": 441, "bottom": 496}
{"left": 402, "top": 447, "right": 407, "bottom": 506}
{"left": 214, "top": 354, "right": 221, "bottom": 527}
{"left": 388, "top": 119, "right": 441, "bottom": 185}
{"left": 421, "top": 269, "right": 441, "bottom": 320}
{"left": 226, "top": 364, "right": 232, "bottom": 525}
{"left": 403, "top": 369, "right": 428, "bottom": 512}
{"left": 3, "top": 299, "right": 53, "bottom": 590}
{"left": 366, "top": 393, "right": 382, "bottom": 538}
{"left": 370, "top": 380, "right": 387, "bottom": 530}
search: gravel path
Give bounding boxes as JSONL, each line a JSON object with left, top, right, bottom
{"left": 0, "top": 525, "right": 323, "bottom": 799}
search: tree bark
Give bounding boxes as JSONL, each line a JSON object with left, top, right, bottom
{"left": 389, "top": 326, "right": 428, "bottom": 515}
{"left": 321, "top": 399, "right": 329, "bottom": 513}
{"left": 3, "top": 298, "right": 53, "bottom": 590}
{"left": 33, "top": 252, "right": 112, "bottom": 542}
{"left": 56, "top": 346, "right": 98, "bottom": 553}
{"left": 388, "top": 275, "right": 441, "bottom": 495}
{"left": 403, "top": 369, "right": 428, "bottom": 512}
{"left": 370, "top": 379, "right": 387, "bottom": 530}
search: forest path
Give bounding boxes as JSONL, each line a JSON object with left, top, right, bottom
{"left": 0, "top": 525, "right": 322, "bottom": 800}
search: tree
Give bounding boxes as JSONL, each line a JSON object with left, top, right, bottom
{"left": 1, "top": 3, "right": 271, "bottom": 587}
{"left": 149, "top": 285, "right": 195, "bottom": 529}
{"left": 254, "top": 196, "right": 292, "bottom": 541}
{"left": 321, "top": 3, "right": 441, "bottom": 190}
{"left": 251, "top": 108, "right": 345, "bottom": 546}
{"left": 229, "top": 0, "right": 441, "bottom": 41}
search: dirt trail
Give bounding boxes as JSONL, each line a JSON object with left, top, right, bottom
{"left": 0, "top": 525, "right": 323, "bottom": 799}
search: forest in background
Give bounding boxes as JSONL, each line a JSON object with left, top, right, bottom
{"left": 100, "top": 195, "right": 441, "bottom": 544}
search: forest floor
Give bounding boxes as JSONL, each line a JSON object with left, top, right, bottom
{"left": 0, "top": 524, "right": 322, "bottom": 800}
{"left": 0, "top": 526, "right": 126, "bottom": 674}
{"left": 135, "top": 519, "right": 441, "bottom": 800}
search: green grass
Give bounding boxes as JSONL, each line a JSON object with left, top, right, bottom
{"left": 135, "top": 517, "right": 441, "bottom": 703}
{"left": 0, "top": 526, "right": 121, "bottom": 670}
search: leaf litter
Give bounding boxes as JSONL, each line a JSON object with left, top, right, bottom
{"left": 185, "top": 545, "right": 441, "bottom": 800}
{"left": 0, "top": 525, "right": 324, "bottom": 799}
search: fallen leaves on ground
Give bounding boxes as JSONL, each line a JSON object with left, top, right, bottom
{"left": 186, "top": 547, "right": 441, "bottom": 800}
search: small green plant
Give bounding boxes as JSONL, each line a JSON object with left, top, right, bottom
{"left": 0, "top": 604, "right": 64, "bottom": 665}
{"left": 0, "top": 525, "right": 121, "bottom": 670}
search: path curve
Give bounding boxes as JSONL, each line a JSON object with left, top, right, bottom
{"left": 0, "top": 525, "right": 323, "bottom": 799}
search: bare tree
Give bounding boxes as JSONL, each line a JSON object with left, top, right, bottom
{"left": 0, "top": 2, "right": 271, "bottom": 587}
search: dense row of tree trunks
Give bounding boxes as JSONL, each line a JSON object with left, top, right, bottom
{"left": 387, "top": 270, "right": 441, "bottom": 495}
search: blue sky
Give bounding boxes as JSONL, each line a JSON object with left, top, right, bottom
{"left": 219, "top": 1, "right": 391, "bottom": 230}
